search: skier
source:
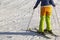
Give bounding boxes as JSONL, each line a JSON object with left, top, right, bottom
{"left": 33, "top": 0, "right": 55, "bottom": 35}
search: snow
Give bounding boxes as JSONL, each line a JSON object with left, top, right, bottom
{"left": 0, "top": 0, "right": 60, "bottom": 40}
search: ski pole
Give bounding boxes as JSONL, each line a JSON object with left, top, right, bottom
{"left": 54, "top": 7, "right": 60, "bottom": 27}
{"left": 27, "top": 9, "right": 35, "bottom": 30}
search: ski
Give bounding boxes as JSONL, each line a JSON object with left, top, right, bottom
{"left": 27, "top": 28, "right": 51, "bottom": 39}
{"left": 48, "top": 33, "right": 59, "bottom": 37}
{"left": 44, "top": 29, "right": 60, "bottom": 37}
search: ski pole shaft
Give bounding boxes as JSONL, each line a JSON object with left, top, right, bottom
{"left": 27, "top": 9, "right": 35, "bottom": 29}
{"left": 54, "top": 7, "right": 60, "bottom": 27}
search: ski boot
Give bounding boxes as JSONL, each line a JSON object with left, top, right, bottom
{"left": 44, "top": 29, "right": 58, "bottom": 37}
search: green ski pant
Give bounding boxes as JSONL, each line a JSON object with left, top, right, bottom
{"left": 39, "top": 16, "right": 52, "bottom": 32}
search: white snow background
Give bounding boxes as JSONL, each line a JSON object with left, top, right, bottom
{"left": 0, "top": 0, "right": 60, "bottom": 40}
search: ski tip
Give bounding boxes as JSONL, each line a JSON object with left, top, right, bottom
{"left": 42, "top": 35, "right": 51, "bottom": 39}
{"left": 55, "top": 35, "right": 60, "bottom": 37}
{"left": 47, "top": 37, "right": 51, "bottom": 39}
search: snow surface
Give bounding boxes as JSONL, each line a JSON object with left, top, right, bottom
{"left": 0, "top": 0, "right": 60, "bottom": 40}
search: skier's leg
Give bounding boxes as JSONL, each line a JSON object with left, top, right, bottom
{"left": 46, "top": 15, "right": 52, "bottom": 31}
{"left": 39, "top": 7, "right": 46, "bottom": 32}
{"left": 39, "top": 16, "right": 45, "bottom": 32}
{"left": 46, "top": 7, "right": 52, "bottom": 31}
{"left": 45, "top": 16, "right": 57, "bottom": 36}
{"left": 44, "top": 7, "right": 55, "bottom": 35}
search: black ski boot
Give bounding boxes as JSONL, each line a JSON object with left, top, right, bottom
{"left": 37, "top": 30, "right": 45, "bottom": 35}
{"left": 44, "top": 29, "right": 54, "bottom": 34}
{"left": 44, "top": 29, "right": 48, "bottom": 33}
{"left": 48, "top": 30, "right": 54, "bottom": 34}
{"left": 48, "top": 30, "right": 57, "bottom": 36}
{"left": 44, "top": 29, "right": 58, "bottom": 36}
